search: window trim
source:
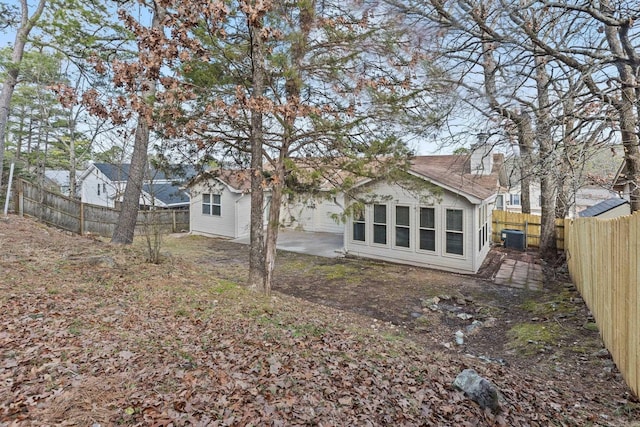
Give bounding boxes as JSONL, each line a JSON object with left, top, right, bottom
{"left": 418, "top": 206, "right": 436, "bottom": 253}
{"left": 444, "top": 208, "right": 464, "bottom": 257}
{"left": 478, "top": 204, "right": 489, "bottom": 252}
{"left": 394, "top": 205, "right": 411, "bottom": 249}
{"left": 372, "top": 203, "right": 388, "bottom": 246}
{"left": 202, "top": 193, "right": 222, "bottom": 216}
{"left": 352, "top": 207, "right": 366, "bottom": 243}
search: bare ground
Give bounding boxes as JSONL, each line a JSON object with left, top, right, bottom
{"left": 1, "top": 215, "right": 639, "bottom": 426}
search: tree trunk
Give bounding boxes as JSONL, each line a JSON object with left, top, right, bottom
{"left": 111, "top": 2, "right": 165, "bottom": 244}
{"left": 535, "top": 52, "right": 557, "bottom": 260}
{"left": 260, "top": 0, "right": 313, "bottom": 295}
{"left": 263, "top": 161, "right": 285, "bottom": 296}
{"left": 247, "top": 8, "right": 267, "bottom": 292}
{"left": 0, "top": 0, "right": 46, "bottom": 190}
{"left": 481, "top": 35, "right": 533, "bottom": 214}
{"left": 516, "top": 113, "right": 534, "bottom": 215}
{"left": 110, "top": 120, "right": 150, "bottom": 243}
{"left": 600, "top": 1, "right": 640, "bottom": 212}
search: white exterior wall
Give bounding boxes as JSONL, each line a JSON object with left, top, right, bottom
{"left": 344, "top": 181, "right": 490, "bottom": 274}
{"left": 281, "top": 194, "right": 343, "bottom": 234}
{"left": 189, "top": 181, "right": 249, "bottom": 238}
{"left": 80, "top": 167, "right": 120, "bottom": 208}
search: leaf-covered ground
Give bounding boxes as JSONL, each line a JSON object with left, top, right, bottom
{"left": 1, "top": 216, "right": 638, "bottom": 426}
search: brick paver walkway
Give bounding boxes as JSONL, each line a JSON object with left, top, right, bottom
{"left": 494, "top": 259, "right": 543, "bottom": 291}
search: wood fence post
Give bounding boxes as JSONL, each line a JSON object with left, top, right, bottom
{"left": 80, "top": 202, "right": 84, "bottom": 235}
{"left": 525, "top": 220, "right": 528, "bottom": 249}
{"left": 172, "top": 210, "right": 177, "bottom": 233}
{"left": 16, "top": 180, "right": 23, "bottom": 216}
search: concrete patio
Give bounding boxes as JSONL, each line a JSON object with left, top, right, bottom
{"left": 232, "top": 230, "right": 345, "bottom": 258}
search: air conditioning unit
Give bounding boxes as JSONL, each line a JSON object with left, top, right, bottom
{"left": 501, "top": 229, "right": 525, "bottom": 251}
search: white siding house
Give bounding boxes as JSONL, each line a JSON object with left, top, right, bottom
{"left": 281, "top": 194, "right": 344, "bottom": 234}
{"left": 79, "top": 163, "right": 122, "bottom": 208}
{"left": 188, "top": 149, "right": 501, "bottom": 274}
{"left": 78, "top": 163, "right": 193, "bottom": 209}
{"left": 187, "top": 170, "right": 256, "bottom": 239}
{"left": 343, "top": 153, "right": 501, "bottom": 274}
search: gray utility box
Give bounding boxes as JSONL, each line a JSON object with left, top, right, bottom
{"left": 501, "top": 229, "right": 526, "bottom": 251}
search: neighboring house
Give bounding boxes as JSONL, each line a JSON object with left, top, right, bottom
{"left": 574, "top": 186, "right": 620, "bottom": 215}
{"left": 496, "top": 183, "right": 618, "bottom": 217}
{"left": 187, "top": 169, "right": 269, "bottom": 238}
{"left": 78, "top": 163, "right": 195, "bottom": 209}
{"left": 579, "top": 198, "right": 630, "bottom": 219}
{"left": 497, "top": 145, "right": 625, "bottom": 217}
{"left": 43, "top": 170, "right": 83, "bottom": 197}
{"left": 496, "top": 183, "right": 542, "bottom": 215}
{"left": 343, "top": 150, "right": 502, "bottom": 274}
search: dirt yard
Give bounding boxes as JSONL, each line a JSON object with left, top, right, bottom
{"left": 1, "top": 215, "right": 639, "bottom": 426}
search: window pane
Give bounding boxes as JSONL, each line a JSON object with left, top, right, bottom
{"left": 446, "top": 209, "right": 463, "bottom": 231}
{"left": 446, "top": 232, "right": 464, "bottom": 255}
{"left": 373, "top": 224, "right": 387, "bottom": 244}
{"left": 203, "top": 193, "right": 210, "bottom": 204}
{"left": 202, "top": 204, "right": 211, "bottom": 215}
{"left": 373, "top": 204, "right": 386, "bottom": 223}
{"left": 396, "top": 227, "right": 409, "bottom": 247}
{"left": 396, "top": 206, "right": 409, "bottom": 226}
{"left": 212, "top": 205, "right": 221, "bottom": 216}
{"left": 420, "top": 229, "right": 435, "bottom": 251}
{"left": 213, "top": 194, "right": 221, "bottom": 205}
{"left": 353, "top": 223, "right": 365, "bottom": 241}
{"left": 420, "top": 208, "right": 434, "bottom": 228}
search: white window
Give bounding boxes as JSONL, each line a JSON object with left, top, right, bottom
{"left": 478, "top": 204, "right": 489, "bottom": 252}
{"left": 202, "top": 193, "right": 221, "bottom": 216}
{"left": 373, "top": 204, "right": 387, "bottom": 245}
{"left": 445, "top": 209, "right": 464, "bottom": 256}
{"left": 395, "top": 206, "right": 410, "bottom": 248}
{"left": 509, "top": 194, "right": 521, "bottom": 206}
{"left": 419, "top": 207, "right": 436, "bottom": 252}
{"left": 495, "top": 194, "right": 504, "bottom": 210}
{"left": 352, "top": 208, "right": 365, "bottom": 242}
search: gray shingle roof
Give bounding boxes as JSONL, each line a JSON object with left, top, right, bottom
{"left": 142, "top": 183, "right": 190, "bottom": 207}
{"left": 579, "top": 198, "right": 629, "bottom": 217}
{"left": 94, "top": 163, "right": 198, "bottom": 182}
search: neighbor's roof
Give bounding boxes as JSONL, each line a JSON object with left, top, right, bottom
{"left": 409, "top": 154, "right": 503, "bottom": 202}
{"left": 142, "top": 183, "right": 190, "bottom": 207}
{"left": 579, "top": 197, "right": 629, "bottom": 217}
{"left": 92, "top": 163, "right": 198, "bottom": 182}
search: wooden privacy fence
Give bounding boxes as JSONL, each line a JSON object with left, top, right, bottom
{"left": 492, "top": 210, "right": 566, "bottom": 250}
{"left": 565, "top": 213, "right": 640, "bottom": 398}
{"left": 16, "top": 179, "right": 189, "bottom": 238}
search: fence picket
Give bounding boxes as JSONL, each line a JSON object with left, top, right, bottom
{"left": 16, "top": 179, "right": 189, "bottom": 238}
{"left": 566, "top": 212, "right": 640, "bottom": 398}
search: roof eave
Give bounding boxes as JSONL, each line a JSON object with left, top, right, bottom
{"left": 406, "top": 170, "right": 492, "bottom": 205}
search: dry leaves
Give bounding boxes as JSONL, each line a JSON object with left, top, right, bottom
{"left": 0, "top": 216, "right": 636, "bottom": 426}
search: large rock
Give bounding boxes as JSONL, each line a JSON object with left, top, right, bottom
{"left": 453, "top": 369, "right": 501, "bottom": 413}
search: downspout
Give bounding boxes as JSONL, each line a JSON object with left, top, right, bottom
{"left": 235, "top": 192, "right": 245, "bottom": 238}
